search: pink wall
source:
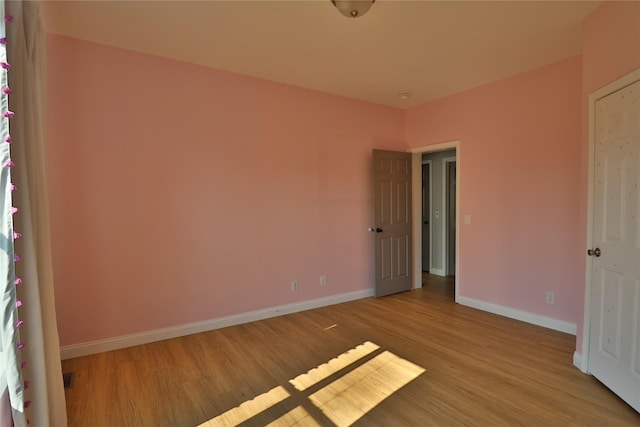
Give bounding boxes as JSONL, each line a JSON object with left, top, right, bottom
{"left": 46, "top": 3, "right": 638, "bottom": 350}
{"left": 575, "top": 1, "right": 640, "bottom": 354}
{"left": 46, "top": 35, "right": 406, "bottom": 346}
{"left": 582, "top": 1, "right": 640, "bottom": 94}
{"left": 405, "top": 56, "right": 583, "bottom": 325}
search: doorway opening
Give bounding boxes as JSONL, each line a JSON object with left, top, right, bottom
{"left": 410, "top": 141, "right": 460, "bottom": 302}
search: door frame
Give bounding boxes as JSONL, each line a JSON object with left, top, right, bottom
{"left": 409, "top": 140, "right": 460, "bottom": 302}
{"left": 422, "top": 159, "right": 433, "bottom": 273}
{"left": 579, "top": 67, "right": 640, "bottom": 373}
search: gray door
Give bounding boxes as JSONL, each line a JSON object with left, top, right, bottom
{"left": 372, "top": 150, "right": 412, "bottom": 297}
{"left": 422, "top": 163, "right": 430, "bottom": 272}
{"left": 447, "top": 161, "right": 456, "bottom": 275}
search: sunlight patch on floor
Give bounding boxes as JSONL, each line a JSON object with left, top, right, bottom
{"left": 198, "top": 386, "right": 289, "bottom": 427}
{"left": 266, "top": 406, "right": 322, "bottom": 427}
{"left": 309, "top": 350, "right": 426, "bottom": 426}
{"left": 289, "top": 341, "right": 380, "bottom": 392}
{"left": 198, "top": 341, "right": 425, "bottom": 427}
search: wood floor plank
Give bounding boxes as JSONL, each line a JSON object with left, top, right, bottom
{"left": 62, "top": 275, "right": 640, "bottom": 426}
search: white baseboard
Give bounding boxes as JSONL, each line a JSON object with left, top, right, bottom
{"left": 430, "top": 268, "right": 446, "bottom": 276}
{"left": 60, "top": 289, "right": 374, "bottom": 360}
{"left": 456, "top": 296, "right": 577, "bottom": 335}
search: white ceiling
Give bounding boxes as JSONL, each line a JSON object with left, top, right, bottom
{"left": 42, "top": 1, "right": 601, "bottom": 109}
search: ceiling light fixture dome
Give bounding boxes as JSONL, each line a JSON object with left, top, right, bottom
{"left": 331, "top": 0, "right": 376, "bottom": 18}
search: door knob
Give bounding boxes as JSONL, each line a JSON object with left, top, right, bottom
{"left": 587, "top": 248, "right": 601, "bottom": 257}
{"left": 368, "top": 227, "right": 383, "bottom": 233}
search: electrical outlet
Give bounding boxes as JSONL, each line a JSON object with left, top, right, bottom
{"left": 545, "top": 291, "right": 555, "bottom": 304}
{"left": 291, "top": 280, "right": 298, "bottom": 291}
{"left": 320, "top": 276, "right": 327, "bottom": 286}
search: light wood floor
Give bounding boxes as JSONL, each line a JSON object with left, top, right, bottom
{"left": 62, "top": 275, "right": 640, "bottom": 426}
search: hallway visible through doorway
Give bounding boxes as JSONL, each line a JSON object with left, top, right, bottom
{"left": 422, "top": 273, "right": 454, "bottom": 302}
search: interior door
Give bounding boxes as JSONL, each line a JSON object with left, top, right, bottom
{"left": 372, "top": 150, "right": 412, "bottom": 297}
{"left": 447, "top": 161, "right": 456, "bottom": 276}
{"left": 588, "top": 79, "right": 640, "bottom": 412}
{"left": 422, "top": 163, "right": 430, "bottom": 272}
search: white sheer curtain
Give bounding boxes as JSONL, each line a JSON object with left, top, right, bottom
{"left": 0, "top": 0, "right": 21, "bottom": 425}
{"left": 3, "top": 0, "right": 67, "bottom": 425}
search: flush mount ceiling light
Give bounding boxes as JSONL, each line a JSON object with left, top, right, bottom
{"left": 331, "top": 0, "right": 376, "bottom": 18}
